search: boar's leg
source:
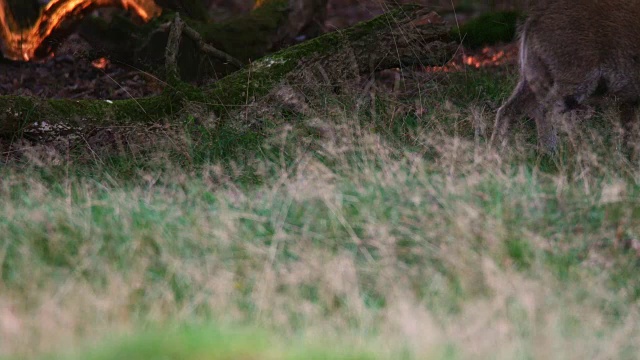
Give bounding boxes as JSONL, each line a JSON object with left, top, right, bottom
{"left": 619, "top": 101, "right": 639, "bottom": 159}
{"left": 491, "top": 78, "right": 541, "bottom": 148}
{"left": 534, "top": 101, "right": 558, "bottom": 153}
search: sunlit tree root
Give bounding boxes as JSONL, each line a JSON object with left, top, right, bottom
{"left": 0, "top": 6, "right": 456, "bottom": 140}
{"left": 0, "top": 0, "right": 161, "bottom": 61}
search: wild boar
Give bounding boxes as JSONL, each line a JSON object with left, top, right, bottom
{"left": 491, "top": 1, "right": 640, "bottom": 153}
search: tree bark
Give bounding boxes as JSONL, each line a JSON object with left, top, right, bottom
{"left": 0, "top": 6, "right": 456, "bottom": 139}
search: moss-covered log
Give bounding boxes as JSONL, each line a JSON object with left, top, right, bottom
{"left": 0, "top": 6, "right": 456, "bottom": 138}
{"left": 202, "top": 7, "right": 456, "bottom": 113}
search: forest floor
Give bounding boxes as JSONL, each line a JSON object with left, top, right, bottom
{"left": 1, "top": 4, "right": 639, "bottom": 360}
{"left": 0, "top": 0, "right": 500, "bottom": 101}
{"left": 0, "top": 0, "right": 386, "bottom": 100}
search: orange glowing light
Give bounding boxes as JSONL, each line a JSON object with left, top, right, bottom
{"left": 463, "top": 48, "right": 509, "bottom": 68}
{"left": 91, "top": 56, "right": 109, "bottom": 69}
{"left": 425, "top": 44, "right": 518, "bottom": 73}
{"left": 253, "top": 0, "right": 266, "bottom": 9}
{"left": 0, "top": 0, "right": 162, "bottom": 61}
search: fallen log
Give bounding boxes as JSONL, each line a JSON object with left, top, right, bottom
{"left": 0, "top": 6, "right": 456, "bottom": 139}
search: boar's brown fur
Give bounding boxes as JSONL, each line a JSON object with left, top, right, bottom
{"left": 492, "top": 1, "right": 640, "bottom": 153}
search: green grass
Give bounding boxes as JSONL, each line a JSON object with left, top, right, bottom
{"left": 1, "top": 69, "right": 640, "bottom": 359}
{"left": 35, "top": 325, "right": 382, "bottom": 360}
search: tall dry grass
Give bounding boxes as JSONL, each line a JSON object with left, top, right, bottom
{"left": 1, "top": 89, "right": 639, "bottom": 359}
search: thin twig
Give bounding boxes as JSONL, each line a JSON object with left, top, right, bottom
{"left": 182, "top": 25, "right": 244, "bottom": 68}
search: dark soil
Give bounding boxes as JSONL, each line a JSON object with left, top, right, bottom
{"left": 0, "top": 34, "right": 166, "bottom": 100}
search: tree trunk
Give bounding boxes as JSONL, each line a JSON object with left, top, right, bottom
{"left": 0, "top": 6, "right": 456, "bottom": 140}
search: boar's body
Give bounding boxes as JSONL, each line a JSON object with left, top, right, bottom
{"left": 492, "top": 0, "right": 640, "bottom": 152}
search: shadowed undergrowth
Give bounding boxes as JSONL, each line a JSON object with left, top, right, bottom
{"left": 1, "top": 69, "right": 639, "bottom": 359}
